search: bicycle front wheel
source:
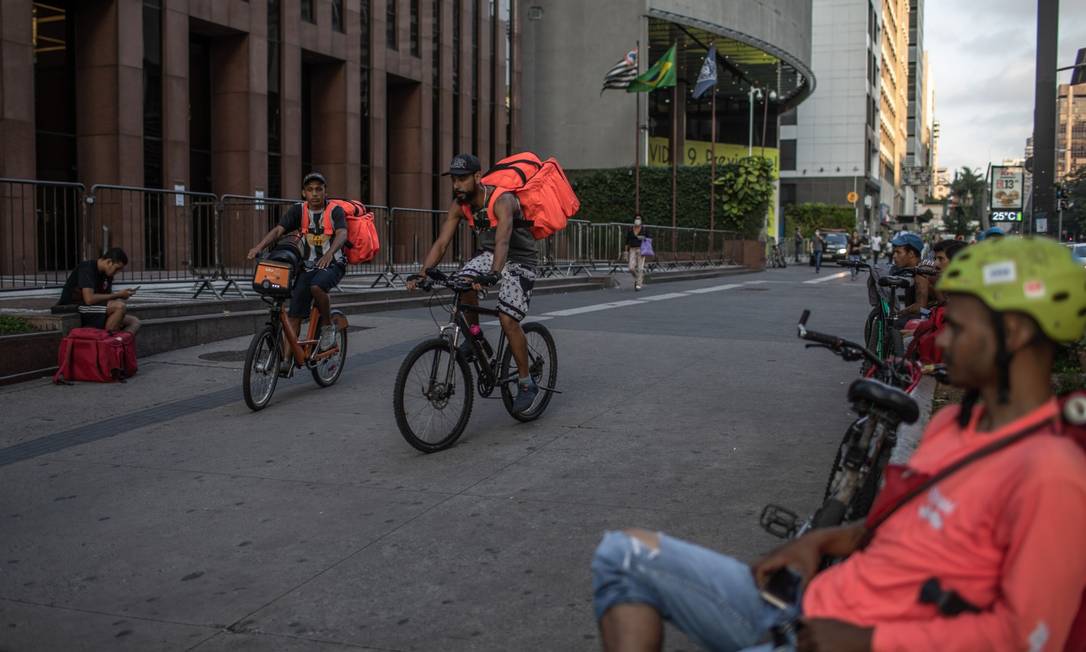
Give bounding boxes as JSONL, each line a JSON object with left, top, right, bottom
{"left": 243, "top": 326, "right": 281, "bottom": 411}
{"left": 500, "top": 322, "right": 558, "bottom": 422}
{"left": 393, "top": 338, "right": 474, "bottom": 453}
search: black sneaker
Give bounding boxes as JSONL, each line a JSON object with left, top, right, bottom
{"left": 457, "top": 338, "right": 475, "bottom": 361}
{"left": 512, "top": 378, "right": 539, "bottom": 413}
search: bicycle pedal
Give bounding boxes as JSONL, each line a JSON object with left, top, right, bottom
{"left": 759, "top": 504, "right": 799, "bottom": 539}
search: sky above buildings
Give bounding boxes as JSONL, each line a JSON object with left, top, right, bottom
{"left": 926, "top": 0, "right": 1086, "bottom": 177}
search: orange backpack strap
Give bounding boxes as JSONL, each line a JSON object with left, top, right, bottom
{"left": 300, "top": 203, "right": 336, "bottom": 234}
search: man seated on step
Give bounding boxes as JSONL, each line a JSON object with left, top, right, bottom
{"left": 56, "top": 247, "right": 141, "bottom": 334}
{"left": 590, "top": 236, "right": 1086, "bottom": 652}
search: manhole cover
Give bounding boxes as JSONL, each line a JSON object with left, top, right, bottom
{"left": 198, "top": 350, "right": 248, "bottom": 362}
{"left": 739, "top": 287, "right": 769, "bottom": 292}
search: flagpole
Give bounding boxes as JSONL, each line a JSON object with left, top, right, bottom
{"left": 710, "top": 77, "right": 716, "bottom": 243}
{"left": 671, "top": 73, "right": 678, "bottom": 255}
{"left": 635, "top": 41, "right": 641, "bottom": 217}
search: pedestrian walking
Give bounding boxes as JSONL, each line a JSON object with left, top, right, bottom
{"left": 625, "top": 216, "right": 650, "bottom": 291}
{"left": 812, "top": 229, "right": 826, "bottom": 273}
{"left": 870, "top": 232, "right": 882, "bottom": 266}
{"left": 793, "top": 227, "right": 803, "bottom": 263}
{"left": 847, "top": 231, "right": 863, "bottom": 280}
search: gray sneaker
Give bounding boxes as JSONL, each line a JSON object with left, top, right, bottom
{"left": 512, "top": 377, "right": 539, "bottom": 413}
{"left": 318, "top": 325, "right": 337, "bottom": 351}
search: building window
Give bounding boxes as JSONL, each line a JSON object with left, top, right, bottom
{"left": 780, "top": 139, "right": 797, "bottom": 171}
{"left": 501, "top": 0, "right": 512, "bottom": 154}
{"left": 489, "top": 0, "right": 497, "bottom": 165}
{"left": 452, "top": 0, "right": 461, "bottom": 151}
{"left": 387, "top": 0, "right": 398, "bottom": 50}
{"left": 33, "top": 1, "right": 78, "bottom": 184}
{"left": 301, "top": 0, "right": 314, "bottom": 23}
{"left": 433, "top": 0, "right": 442, "bottom": 210}
{"left": 268, "top": 0, "right": 282, "bottom": 198}
{"left": 410, "top": 0, "right": 420, "bottom": 56}
{"left": 780, "top": 109, "right": 798, "bottom": 126}
{"left": 332, "top": 0, "right": 344, "bottom": 32}
{"left": 143, "top": 0, "right": 165, "bottom": 270}
{"left": 361, "top": 0, "right": 371, "bottom": 199}
{"left": 142, "top": 0, "right": 163, "bottom": 190}
{"left": 471, "top": 0, "right": 479, "bottom": 157}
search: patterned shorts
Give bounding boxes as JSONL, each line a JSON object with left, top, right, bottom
{"left": 459, "top": 252, "right": 536, "bottom": 322}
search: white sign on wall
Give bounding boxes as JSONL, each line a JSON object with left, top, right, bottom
{"left": 990, "top": 166, "right": 1024, "bottom": 210}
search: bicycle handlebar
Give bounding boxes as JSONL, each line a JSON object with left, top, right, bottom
{"left": 798, "top": 310, "right": 883, "bottom": 367}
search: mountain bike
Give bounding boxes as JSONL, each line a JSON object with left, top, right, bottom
{"left": 759, "top": 310, "right": 919, "bottom": 540}
{"left": 243, "top": 258, "right": 348, "bottom": 411}
{"left": 392, "top": 268, "right": 559, "bottom": 453}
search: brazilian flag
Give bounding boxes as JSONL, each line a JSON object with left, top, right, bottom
{"left": 626, "top": 44, "right": 677, "bottom": 93}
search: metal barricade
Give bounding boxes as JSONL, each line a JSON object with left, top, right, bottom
{"left": 536, "top": 218, "right": 592, "bottom": 277}
{"left": 383, "top": 207, "right": 472, "bottom": 286}
{"left": 0, "top": 177, "right": 87, "bottom": 290}
{"left": 217, "top": 194, "right": 299, "bottom": 299}
{"left": 85, "top": 184, "right": 218, "bottom": 285}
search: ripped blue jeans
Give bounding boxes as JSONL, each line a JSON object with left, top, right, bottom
{"left": 591, "top": 531, "right": 800, "bottom": 652}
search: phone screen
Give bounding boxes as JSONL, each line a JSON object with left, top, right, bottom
{"left": 761, "top": 567, "right": 801, "bottom": 609}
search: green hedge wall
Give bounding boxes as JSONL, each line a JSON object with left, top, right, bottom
{"left": 782, "top": 203, "right": 857, "bottom": 237}
{"left": 566, "top": 161, "right": 771, "bottom": 238}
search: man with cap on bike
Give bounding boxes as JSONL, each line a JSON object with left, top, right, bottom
{"left": 589, "top": 236, "right": 1086, "bottom": 652}
{"left": 247, "top": 172, "right": 347, "bottom": 369}
{"left": 889, "top": 232, "right": 929, "bottom": 326}
{"left": 406, "top": 154, "right": 540, "bottom": 414}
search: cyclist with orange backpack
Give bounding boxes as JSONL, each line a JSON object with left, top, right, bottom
{"left": 408, "top": 154, "right": 544, "bottom": 413}
{"left": 248, "top": 171, "right": 346, "bottom": 359}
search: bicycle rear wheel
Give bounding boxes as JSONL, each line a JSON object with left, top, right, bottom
{"left": 500, "top": 322, "right": 558, "bottom": 421}
{"left": 243, "top": 326, "right": 281, "bottom": 411}
{"left": 393, "top": 338, "right": 474, "bottom": 452}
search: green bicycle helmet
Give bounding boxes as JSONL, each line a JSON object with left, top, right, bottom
{"left": 938, "top": 236, "right": 1086, "bottom": 343}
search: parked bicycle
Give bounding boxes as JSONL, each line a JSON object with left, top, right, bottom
{"left": 243, "top": 257, "right": 348, "bottom": 411}
{"left": 759, "top": 310, "right": 919, "bottom": 540}
{"left": 768, "top": 241, "right": 788, "bottom": 269}
{"left": 392, "top": 268, "right": 559, "bottom": 453}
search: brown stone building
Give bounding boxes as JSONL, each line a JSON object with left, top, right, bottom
{"left": 0, "top": 0, "right": 521, "bottom": 208}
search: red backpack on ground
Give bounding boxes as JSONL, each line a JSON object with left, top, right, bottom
{"left": 302, "top": 199, "right": 380, "bottom": 264}
{"left": 461, "top": 152, "right": 580, "bottom": 239}
{"left": 53, "top": 327, "right": 138, "bottom": 384}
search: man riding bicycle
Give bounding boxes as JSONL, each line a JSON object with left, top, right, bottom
{"left": 247, "top": 172, "right": 347, "bottom": 368}
{"left": 591, "top": 236, "right": 1086, "bottom": 652}
{"left": 406, "top": 154, "right": 539, "bottom": 413}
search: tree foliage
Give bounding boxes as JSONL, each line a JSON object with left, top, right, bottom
{"left": 565, "top": 156, "right": 775, "bottom": 238}
{"left": 783, "top": 203, "right": 856, "bottom": 237}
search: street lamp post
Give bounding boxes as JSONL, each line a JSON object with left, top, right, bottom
{"left": 748, "top": 87, "right": 760, "bottom": 156}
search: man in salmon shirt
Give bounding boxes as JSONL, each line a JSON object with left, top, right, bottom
{"left": 590, "top": 236, "right": 1086, "bottom": 652}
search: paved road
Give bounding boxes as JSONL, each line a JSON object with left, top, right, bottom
{"left": 0, "top": 265, "right": 869, "bottom": 651}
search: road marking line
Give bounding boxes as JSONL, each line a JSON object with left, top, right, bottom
{"left": 803, "top": 272, "right": 849, "bottom": 284}
{"left": 684, "top": 283, "right": 743, "bottom": 294}
{"left": 637, "top": 292, "right": 690, "bottom": 301}
{"left": 482, "top": 316, "right": 553, "bottom": 326}
{"left": 544, "top": 300, "right": 644, "bottom": 317}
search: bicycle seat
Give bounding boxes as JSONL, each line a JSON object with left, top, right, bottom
{"left": 848, "top": 378, "right": 919, "bottom": 424}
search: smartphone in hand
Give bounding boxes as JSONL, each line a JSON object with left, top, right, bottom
{"left": 760, "top": 567, "right": 802, "bottom": 610}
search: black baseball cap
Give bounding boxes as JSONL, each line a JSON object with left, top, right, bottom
{"left": 302, "top": 171, "right": 327, "bottom": 187}
{"left": 442, "top": 154, "right": 481, "bottom": 176}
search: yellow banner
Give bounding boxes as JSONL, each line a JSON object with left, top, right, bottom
{"left": 647, "top": 137, "right": 780, "bottom": 238}
{"left": 648, "top": 137, "right": 778, "bottom": 168}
